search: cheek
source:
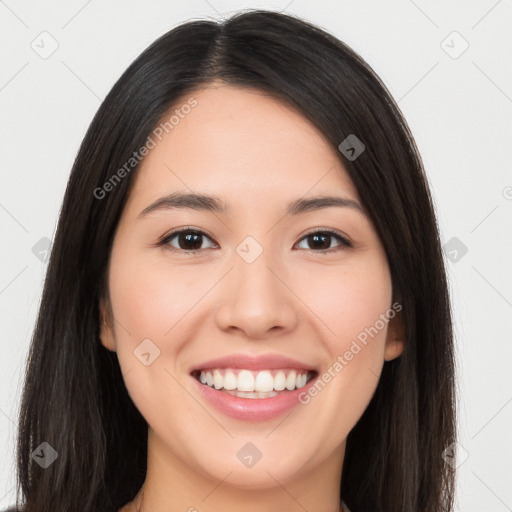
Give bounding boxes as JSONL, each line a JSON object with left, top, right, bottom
{"left": 294, "top": 262, "right": 393, "bottom": 438}
{"left": 108, "top": 248, "right": 200, "bottom": 341}
{"left": 106, "top": 248, "right": 196, "bottom": 417}
{"left": 294, "top": 253, "right": 393, "bottom": 352}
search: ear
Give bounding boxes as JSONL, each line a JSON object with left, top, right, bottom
{"left": 384, "top": 308, "right": 405, "bottom": 361}
{"left": 99, "top": 300, "right": 116, "bottom": 352}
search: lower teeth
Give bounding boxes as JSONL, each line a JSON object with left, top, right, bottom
{"left": 221, "top": 389, "right": 281, "bottom": 399}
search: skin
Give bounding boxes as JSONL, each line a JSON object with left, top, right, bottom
{"left": 100, "top": 83, "right": 404, "bottom": 512}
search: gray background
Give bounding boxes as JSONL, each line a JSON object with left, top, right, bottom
{"left": 1, "top": 1, "right": 511, "bottom": 510}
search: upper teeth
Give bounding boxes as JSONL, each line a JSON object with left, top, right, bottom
{"left": 198, "top": 369, "right": 310, "bottom": 392}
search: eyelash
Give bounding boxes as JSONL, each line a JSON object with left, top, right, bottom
{"left": 157, "top": 226, "right": 353, "bottom": 255}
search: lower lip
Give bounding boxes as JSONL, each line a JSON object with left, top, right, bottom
{"left": 192, "top": 375, "right": 317, "bottom": 421}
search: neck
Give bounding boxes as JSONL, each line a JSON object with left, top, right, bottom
{"left": 125, "top": 427, "right": 346, "bottom": 512}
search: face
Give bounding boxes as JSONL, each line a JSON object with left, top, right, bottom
{"left": 100, "top": 84, "right": 404, "bottom": 491}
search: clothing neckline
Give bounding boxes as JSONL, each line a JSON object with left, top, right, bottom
{"left": 118, "top": 500, "right": 351, "bottom": 511}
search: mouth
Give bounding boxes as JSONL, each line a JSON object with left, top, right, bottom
{"left": 189, "top": 354, "right": 319, "bottom": 421}
{"left": 191, "top": 368, "right": 318, "bottom": 399}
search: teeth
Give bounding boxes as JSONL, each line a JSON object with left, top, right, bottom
{"left": 213, "top": 370, "right": 223, "bottom": 390}
{"left": 197, "top": 368, "right": 312, "bottom": 393}
{"left": 224, "top": 389, "right": 279, "bottom": 399}
{"left": 223, "top": 371, "right": 237, "bottom": 390}
{"left": 285, "top": 370, "right": 297, "bottom": 391}
{"left": 274, "top": 371, "right": 286, "bottom": 391}
{"left": 237, "top": 370, "right": 255, "bottom": 391}
{"left": 254, "top": 370, "right": 274, "bottom": 392}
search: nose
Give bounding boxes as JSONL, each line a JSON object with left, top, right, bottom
{"left": 214, "top": 249, "right": 299, "bottom": 340}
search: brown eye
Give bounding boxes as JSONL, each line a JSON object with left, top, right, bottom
{"left": 295, "top": 230, "right": 351, "bottom": 253}
{"left": 161, "top": 229, "right": 217, "bottom": 253}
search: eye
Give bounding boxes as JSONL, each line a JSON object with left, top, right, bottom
{"left": 295, "top": 229, "right": 352, "bottom": 254}
{"left": 160, "top": 227, "right": 217, "bottom": 254}
{"left": 158, "top": 227, "right": 352, "bottom": 255}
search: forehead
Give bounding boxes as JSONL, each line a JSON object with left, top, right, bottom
{"left": 126, "top": 84, "right": 360, "bottom": 214}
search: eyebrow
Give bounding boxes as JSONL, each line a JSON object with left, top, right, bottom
{"left": 138, "top": 191, "right": 366, "bottom": 218}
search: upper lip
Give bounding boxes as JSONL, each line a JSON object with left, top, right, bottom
{"left": 190, "top": 353, "right": 318, "bottom": 373}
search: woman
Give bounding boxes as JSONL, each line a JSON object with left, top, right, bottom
{"left": 8, "top": 9, "right": 456, "bottom": 512}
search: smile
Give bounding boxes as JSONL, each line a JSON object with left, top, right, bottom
{"left": 192, "top": 368, "right": 315, "bottom": 398}
{"left": 189, "top": 354, "right": 319, "bottom": 421}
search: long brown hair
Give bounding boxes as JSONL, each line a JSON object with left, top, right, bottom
{"left": 14, "top": 9, "right": 456, "bottom": 512}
